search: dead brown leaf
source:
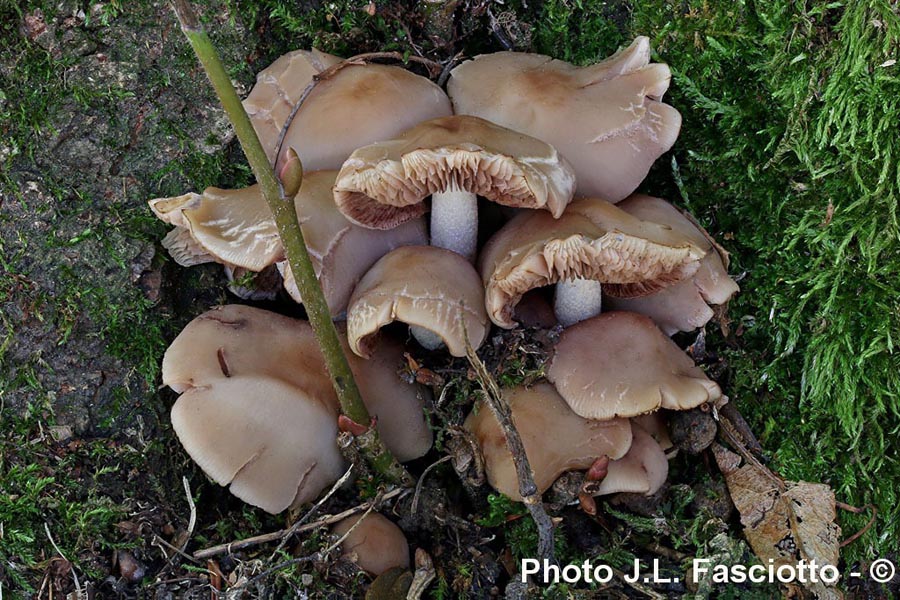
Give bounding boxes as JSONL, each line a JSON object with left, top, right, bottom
{"left": 712, "top": 444, "right": 842, "bottom": 600}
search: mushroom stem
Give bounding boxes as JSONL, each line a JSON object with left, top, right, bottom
{"left": 430, "top": 183, "right": 478, "bottom": 262}
{"left": 410, "top": 326, "right": 445, "bottom": 351}
{"left": 554, "top": 278, "right": 603, "bottom": 327}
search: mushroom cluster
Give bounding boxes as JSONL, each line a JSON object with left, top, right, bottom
{"left": 151, "top": 37, "right": 740, "bottom": 571}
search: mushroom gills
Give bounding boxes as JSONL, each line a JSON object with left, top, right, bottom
{"left": 430, "top": 184, "right": 478, "bottom": 262}
{"left": 554, "top": 278, "right": 604, "bottom": 327}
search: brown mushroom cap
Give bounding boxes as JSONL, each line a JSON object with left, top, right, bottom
{"left": 478, "top": 198, "right": 705, "bottom": 328}
{"left": 464, "top": 383, "right": 632, "bottom": 501}
{"left": 332, "top": 513, "right": 410, "bottom": 575}
{"left": 546, "top": 312, "right": 723, "bottom": 420}
{"left": 338, "top": 329, "right": 433, "bottom": 462}
{"left": 243, "top": 49, "right": 452, "bottom": 173}
{"left": 172, "top": 375, "right": 346, "bottom": 514}
{"left": 149, "top": 171, "right": 428, "bottom": 316}
{"left": 163, "top": 306, "right": 433, "bottom": 509}
{"left": 604, "top": 195, "right": 740, "bottom": 334}
{"left": 277, "top": 172, "right": 427, "bottom": 316}
{"left": 448, "top": 37, "right": 681, "bottom": 202}
{"left": 591, "top": 421, "right": 668, "bottom": 496}
{"left": 333, "top": 115, "right": 576, "bottom": 230}
{"left": 346, "top": 246, "right": 489, "bottom": 358}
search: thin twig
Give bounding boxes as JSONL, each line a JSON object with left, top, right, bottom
{"left": 192, "top": 487, "right": 408, "bottom": 560}
{"left": 232, "top": 496, "right": 382, "bottom": 592}
{"left": 411, "top": 456, "right": 452, "bottom": 514}
{"left": 44, "top": 523, "right": 82, "bottom": 598}
{"left": 836, "top": 502, "right": 877, "bottom": 548}
{"left": 463, "top": 331, "right": 556, "bottom": 564}
{"left": 612, "top": 566, "right": 665, "bottom": 599}
{"left": 268, "top": 465, "right": 355, "bottom": 561}
{"left": 181, "top": 476, "right": 196, "bottom": 553}
{"left": 152, "top": 534, "right": 201, "bottom": 564}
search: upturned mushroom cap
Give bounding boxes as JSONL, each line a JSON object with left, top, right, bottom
{"left": 150, "top": 185, "right": 281, "bottom": 271}
{"left": 333, "top": 115, "right": 576, "bottom": 230}
{"left": 243, "top": 49, "right": 452, "bottom": 173}
{"left": 346, "top": 246, "right": 489, "bottom": 358}
{"left": 172, "top": 375, "right": 346, "bottom": 514}
{"left": 448, "top": 37, "right": 681, "bottom": 202}
{"left": 604, "top": 195, "right": 740, "bottom": 334}
{"left": 163, "top": 306, "right": 433, "bottom": 508}
{"left": 546, "top": 312, "right": 723, "bottom": 419}
{"left": 478, "top": 198, "right": 706, "bottom": 328}
{"left": 150, "top": 171, "right": 427, "bottom": 316}
{"left": 591, "top": 421, "right": 668, "bottom": 496}
{"left": 332, "top": 513, "right": 411, "bottom": 575}
{"left": 464, "top": 383, "right": 632, "bottom": 501}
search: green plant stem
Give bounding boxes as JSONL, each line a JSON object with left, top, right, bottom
{"left": 170, "top": 0, "right": 411, "bottom": 486}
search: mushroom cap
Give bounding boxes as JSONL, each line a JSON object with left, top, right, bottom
{"left": 338, "top": 328, "right": 433, "bottom": 462}
{"left": 332, "top": 512, "right": 411, "bottom": 575}
{"left": 162, "top": 304, "right": 334, "bottom": 399}
{"left": 150, "top": 185, "right": 280, "bottom": 271}
{"left": 163, "top": 306, "right": 433, "bottom": 501}
{"left": 149, "top": 171, "right": 428, "bottom": 316}
{"left": 448, "top": 37, "right": 681, "bottom": 202}
{"left": 172, "top": 375, "right": 346, "bottom": 514}
{"left": 464, "top": 383, "right": 633, "bottom": 501}
{"left": 546, "top": 312, "right": 723, "bottom": 419}
{"left": 591, "top": 420, "right": 668, "bottom": 496}
{"left": 333, "top": 115, "right": 576, "bottom": 230}
{"left": 277, "top": 172, "right": 428, "bottom": 316}
{"left": 604, "top": 195, "right": 740, "bottom": 334}
{"left": 346, "top": 246, "right": 489, "bottom": 358}
{"left": 478, "top": 198, "right": 705, "bottom": 328}
{"left": 243, "top": 49, "right": 452, "bottom": 173}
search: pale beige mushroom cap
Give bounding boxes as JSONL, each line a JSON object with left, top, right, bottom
{"left": 332, "top": 513, "right": 411, "bottom": 575}
{"left": 243, "top": 49, "right": 452, "bottom": 173}
{"left": 149, "top": 171, "right": 428, "bottom": 316}
{"left": 605, "top": 194, "right": 740, "bottom": 334}
{"left": 162, "top": 304, "right": 334, "bottom": 399}
{"left": 172, "top": 375, "right": 346, "bottom": 514}
{"left": 464, "top": 383, "right": 632, "bottom": 501}
{"left": 150, "top": 185, "right": 280, "bottom": 271}
{"left": 448, "top": 37, "right": 681, "bottom": 202}
{"left": 346, "top": 246, "right": 489, "bottom": 358}
{"left": 333, "top": 115, "right": 576, "bottom": 230}
{"left": 163, "top": 306, "right": 433, "bottom": 505}
{"left": 547, "top": 312, "right": 722, "bottom": 419}
{"left": 479, "top": 198, "right": 705, "bottom": 328}
{"left": 591, "top": 421, "right": 668, "bottom": 496}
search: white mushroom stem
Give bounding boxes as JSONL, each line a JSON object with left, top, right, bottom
{"left": 430, "top": 183, "right": 478, "bottom": 262}
{"left": 554, "top": 278, "right": 604, "bottom": 327}
{"left": 410, "top": 326, "right": 445, "bottom": 351}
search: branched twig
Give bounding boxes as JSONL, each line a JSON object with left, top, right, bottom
{"left": 192, "top": 487, "right": 409, "bottom": 560}
{"left": 463, "top": 331, "right": 556, "bottom": 564}
{"left": 232, "top": 493, "right": 383, "bottom": 592}
{"left": 169, "top": 0, "right": 410, "bottom": 486}
{"left": 268, "top": 465, "right": 355, "bottom": 561}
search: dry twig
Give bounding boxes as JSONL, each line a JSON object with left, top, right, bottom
{"left": 464, "top": 334, "right": 556, "bottom": 564}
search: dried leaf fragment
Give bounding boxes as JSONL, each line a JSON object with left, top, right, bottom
{"left": 712, "top": 444, "right": 842, "bottom": 600}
